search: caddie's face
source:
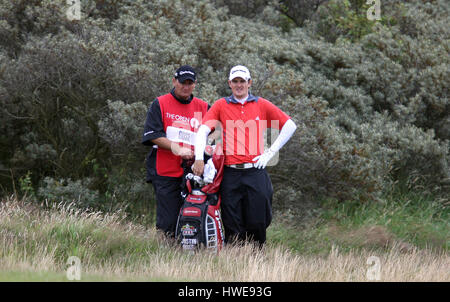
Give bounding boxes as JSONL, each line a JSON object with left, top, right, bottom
{"left": 228, "top": 77, "right": 251, "bottom": 99}
{"left": 173, "top": 78, "right": 196, "bottom": 100}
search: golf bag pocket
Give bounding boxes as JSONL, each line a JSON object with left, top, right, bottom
{"left": 175, "top": 194, "right": 224, "bottom": 252}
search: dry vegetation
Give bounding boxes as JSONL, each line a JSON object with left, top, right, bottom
{"left": 1, "top": 0, "right": 448, "bottom": 284}
{"left": 1, "top": 197, "right": 448, "bottom": 282}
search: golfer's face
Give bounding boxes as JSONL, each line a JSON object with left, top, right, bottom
{"left": 173, "top": 78, "right": 196, "bottom": 100}
{"left": 229, "top": 77, "right": 251, "bottom": 99}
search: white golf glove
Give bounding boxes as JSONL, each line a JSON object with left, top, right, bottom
{"left": 252, "top": 119, "right": 298, "bottom": 169}
{"left": 186, "top": 173, "right": 205, "bottom": 186}
{"left": 202, "top": 158, "right": 217, "bottom": 184}
{"left": 252, "top": 148, "right": 276, "bottom": 169}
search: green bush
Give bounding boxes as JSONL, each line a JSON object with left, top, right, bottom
{"left": 37, "top": 177, "right": 99, "bottom": 207}
{"left": 0, "top": 0, "right": 448, "bottom": 214}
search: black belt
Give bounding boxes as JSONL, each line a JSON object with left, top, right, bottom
{"left": 226, "top": 163, "right": 255, "bottom": 169}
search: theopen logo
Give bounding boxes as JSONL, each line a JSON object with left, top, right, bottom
{"left": 190, "top": 117, "right": 200, "bottom": 129}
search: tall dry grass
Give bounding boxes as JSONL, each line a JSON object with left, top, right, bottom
{"left": 0, "top": 196, "right": 448, "bottom": 281}
{"left": 120, "top": 243, "right": 449, "bottom": 282}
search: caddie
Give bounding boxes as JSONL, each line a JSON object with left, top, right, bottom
{"left": 142, "top": 65, "right": 209, "bottom": 237}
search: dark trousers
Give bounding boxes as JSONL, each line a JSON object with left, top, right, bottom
{"left": 146, "top": 148, "right": 183, "bottom": 237}
{"left": 151, "top": 177, "right": 183, "bottom": 237}
{"left": 220, "top": 166, "right": 273, "bottom": 246}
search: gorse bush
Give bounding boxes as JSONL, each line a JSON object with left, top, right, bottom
{"left": 37, "top": 177, "right": 99, "bottom": 207}
{"left": 0, "top": 0, "right": 448, "bottom": 214}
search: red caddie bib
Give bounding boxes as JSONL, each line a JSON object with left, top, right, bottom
{"left": 156, "top": 93, "right": 208, "bottom": 177}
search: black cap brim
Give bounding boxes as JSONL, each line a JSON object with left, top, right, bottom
{"left": 177, "top": 75, "right": 196, "bottom": 83}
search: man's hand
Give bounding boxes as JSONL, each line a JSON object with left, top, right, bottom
{"left": 252, "top": 149, "right": 275, "bottom": 169}
{"left": 171, "top": 143, "right": 194, "bottom": 160}
{"left": 177, "top": 147, "right": 194, "bottom": 160}
{"left": 192, "top": 160, "right": 205, "bottom": 176}
{"left": 151, "top": 138, "right": 193, "bottom": 159}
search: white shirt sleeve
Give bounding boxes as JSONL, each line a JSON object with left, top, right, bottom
{"left": 268, "top": 119, "right": 297, "bottom": 153}
{"left": 194, "top": 124, "right": 212, "bottom": 160}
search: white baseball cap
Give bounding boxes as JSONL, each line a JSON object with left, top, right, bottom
{"left": 229, "top": 65, "right": 251, "bottom": 81}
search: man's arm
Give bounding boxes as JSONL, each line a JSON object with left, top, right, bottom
{"left": 151, "top": 137, "right": 194, "bottom": 160}
{"left": 192, "top": 124, "right": 212, "bottom": 176}
{"left": 267, "top": 119, "right": 297, "bottom": 153}
{"left": 142, "top": 99, "right": 193, "bottom": 159}
{"left": 142, "top": 99, "right": 165, "bottom": 146}
{"left": 253, "top": 119, "right": 297, "bottom": 169}
{"left": 192, "top": 100, "right": 222, "bottom": 176}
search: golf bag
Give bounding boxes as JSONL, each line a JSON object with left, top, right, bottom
{"left": 175, "top": 145, "right": 225, "bottom": 252}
